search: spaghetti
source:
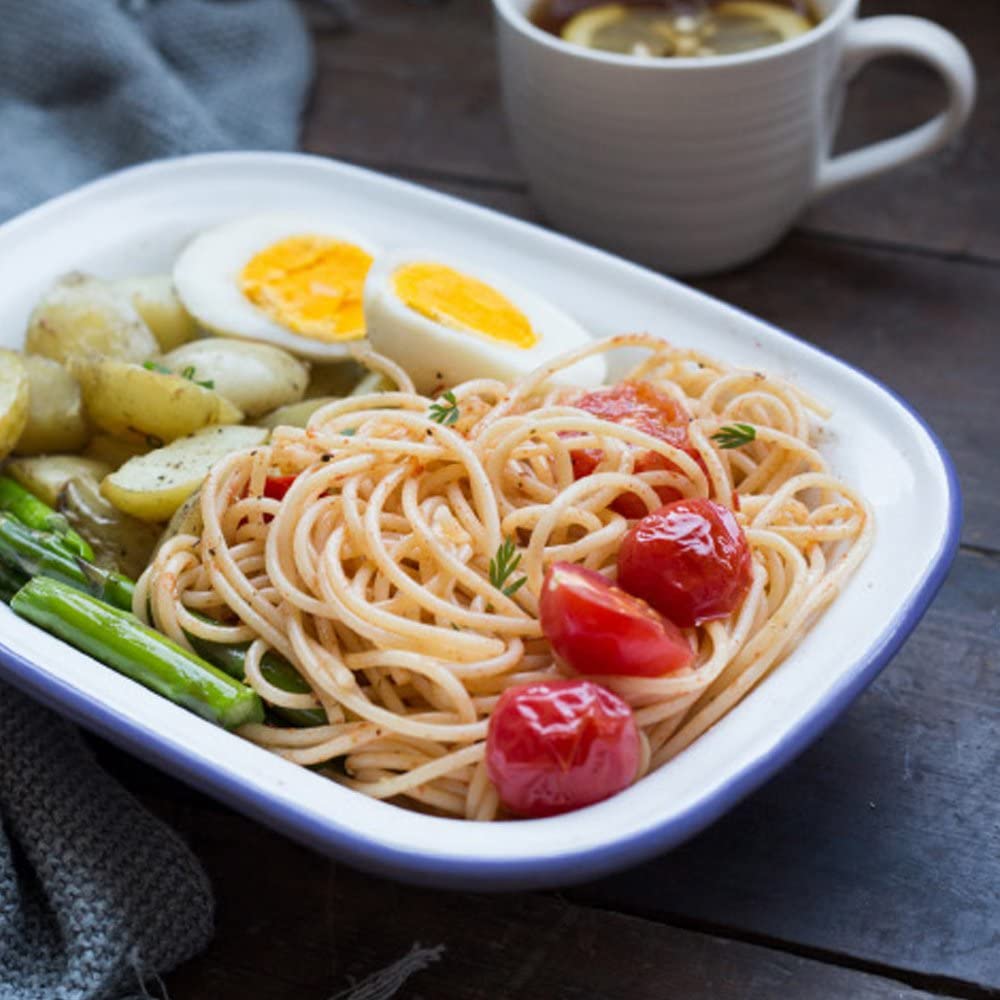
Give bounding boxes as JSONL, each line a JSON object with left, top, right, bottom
{"left": 136, "top": 333, "right": 872, "bottom": 820}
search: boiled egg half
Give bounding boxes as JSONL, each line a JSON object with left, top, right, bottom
{"left": 173, "top": 214, "right": 379, "bottom": 359}
{"left": 364, "top": 252, "right": 606, "bottom": 393}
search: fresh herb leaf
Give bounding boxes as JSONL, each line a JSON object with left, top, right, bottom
{"left": 143, "top": 359, "right": 214, "bottom": 389}
{"left": 489, "top": 538, "right": 526, "bottom": 597}
{"left": 180, "top": 365, "right": 215, "bottom": 390}
{"left": 428, "top": 390, "right": 460, "bottom": 426}
{"left": 711, "top": 423, "right": 756, "bottom": 449}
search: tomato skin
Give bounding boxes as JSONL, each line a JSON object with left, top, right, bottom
{"left": 486, "top": 679, "right": 640, "bottom": 818}
{"left": 540, "top": 562, "right": 693, "bottom": 677}
{"left": 618, "top": 498, "right": 752, "bottom": 628}
{"left": 571, "top": 381, "right": 707, "bottom": 518}
{"left": 263, "top": 475, "right": 297, "bottom": 501}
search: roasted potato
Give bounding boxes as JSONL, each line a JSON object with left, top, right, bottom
{"left": 57, "top": 476, "right": 161, "bottom": 579}
{"left": 111, "top": 274, "right": 200, "bottom": 352}
{"left": 257, "top": 396, "right": 338, "bottom": 430}
{"left": 6, "top": 454, "right": 113, "bottom": 507}
{"left": 83, "top": 433, "right": 150, "bottom": 468}
{"left": 101, "top": 424, "right": 269, "bottom": 522}
{"left": 305, "top": 359, "right": 365, "bottom": 399}
{"left": 24, "top": 272, "right": 158, "bottom": 367}
{"left": 161, "top": 339, "right": 308, "bottom": 418}
{"left": 76, "top": 358, "right": 242, "bottom": 444}
{"left": 13, "top": 355, "right": 89, "bottom": 455}
{"left": 0, "top": 350, "right": 29, "bottom": 460}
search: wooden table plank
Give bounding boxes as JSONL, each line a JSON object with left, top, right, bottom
{"left": 128, "top": 790, "right": 945, "bottom": 1000}
{"left": 302, "top": 0, "right": 1000, "bottom": 261}
{"left": 802, "top": 0, "right": 1000, "bottom": 261}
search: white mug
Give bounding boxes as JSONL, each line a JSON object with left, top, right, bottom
{"left": 492, "top": 0, "right": 976, "bottom": 275}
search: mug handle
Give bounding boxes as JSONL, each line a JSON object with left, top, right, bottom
{"left": 813, "top": 15, "right": 976, "bottom": 199}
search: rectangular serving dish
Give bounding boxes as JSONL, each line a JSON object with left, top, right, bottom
{"left": 0, "top": 152, "right": 960, "bottom": 889}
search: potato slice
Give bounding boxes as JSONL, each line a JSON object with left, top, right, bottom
{"left": 0, "top": 350, "right": 29, "bottom": 460}
{"left": 83, "top": 433, "right": 150, "bottom": 468}
{"left": 25, "top": 272, "right": 158, "bottom": 367}
{"left": 162, "top": 338, "right": 308, "bottom": 418}
{"left": 257, "top": 396, "right": 339, "bottom": 430}
{"left": 6, "top": 454, "right": 113, "bottom": 507}
{"left": 58, "top": 476, "right": 162, "bottom": 579}
{"left": 111, "top": 274, "right": 200, "bottom": 352}
{"left": 77, "top": 358, "right": 243, "bottom": 444}
{"left": 102, "top": 424, "right": 269, "bottom": 522}
{"left": 13, "top": 355, "right": 89, "bottom": 455}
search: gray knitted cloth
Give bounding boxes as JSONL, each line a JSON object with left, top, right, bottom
{"left": 0, "top": 0, "right": 312, "bottom": 996}
{"left": 0, "top": 0, "right": 314, "bottom": 219}
{"left": 0, "top": 685, "right": 213, "bottom": 1000}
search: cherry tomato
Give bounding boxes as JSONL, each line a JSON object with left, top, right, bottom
{"left": 263, "top": 475, "right": 297, "bottom": 501}
{"left": 571, "top": 381, "right": 707, "bottom": 518}
{"left": 617, "top": 498, "right": 752, "bottom": 628}
{"left": 486, "top": 678, "right": 640, "bottom": 818}
{"left": 540, "top": 562, "right": 693, "bottom": 677}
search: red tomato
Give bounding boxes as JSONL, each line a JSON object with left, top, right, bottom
{"left": 539, "top": 562, "right": 693, "bottom": 677}
{"left": 263, "top": 475, "right": 297, "bottom": 501}
{"left": 617, "top": 498, "right": 752, "bottom": 628}
{"left": 486, "top": 679, "right": 640, "bottom": 818}
{"left": 570, "top": 381, "right": 707, "bottom": 518}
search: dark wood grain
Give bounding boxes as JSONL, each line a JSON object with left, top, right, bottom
{"left": 302, "top": 0, "right": 1000, "bottom": 261}
{"left": 128, "top": 790, "right": 941, "bottom": 1000}
{"left": 803, "top": 0, "right": 1000, "bottom": 261}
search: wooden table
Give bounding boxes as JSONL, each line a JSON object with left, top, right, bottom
{"left": 99, "top": 2, "right": 1000, "bottom": 996}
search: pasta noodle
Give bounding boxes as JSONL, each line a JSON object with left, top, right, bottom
{"left": 136, "top": 333, "right": 872, "bottom": 820}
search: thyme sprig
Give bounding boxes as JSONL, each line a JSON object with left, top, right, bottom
{"left": 428, "top": 390, "right": 460, "bottom": 426}
{"left": 711, "top": 423, "right": 756, "bottom": 449}
{"left": 489, "top": 538, "right": 526, "bottom": 598}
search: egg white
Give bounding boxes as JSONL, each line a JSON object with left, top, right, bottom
{"left": 172, "top": 214, "right": 380, "bottom": 360}
{"left": 363, "top": 251, "right": 606, "bottom": 394}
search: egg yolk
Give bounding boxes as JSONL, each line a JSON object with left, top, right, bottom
{"left": 240, "top": 235, "right": 373, "bottom": 342}
{"left": 392, "top": 263, "right": 538, "bottom": 349}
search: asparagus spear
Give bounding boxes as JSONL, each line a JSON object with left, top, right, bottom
{"left": 0, "top": 475, "right": 93, "bottom": 560}
{"left": 187, "top": 635, "right": 326, "bottom": 728}
{"left": 11, "top": 577, "right": 263, "bottom": 730}
{"left": 1, "top": 510, "right": 321, "bottom": 727}
{"left": 0, "top": 514, "right": 134, "bottom": 610}
{"left": 0, "top": 559, "right": 22, "bottom": 604}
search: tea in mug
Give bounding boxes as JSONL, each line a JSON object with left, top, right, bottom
{"left": 531, "top": 1, "right": 821, "bottom": 58}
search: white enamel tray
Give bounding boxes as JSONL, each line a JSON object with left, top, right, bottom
{"left": 0, "top": 153, "right": 959, "bottom": 889}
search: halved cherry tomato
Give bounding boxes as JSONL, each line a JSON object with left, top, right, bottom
{"left": 570, "top": 381, "right": 707, "bottom": 518}
{"left": 540, "top": 562, "right": 693, "bottom": 677}
{"left": 617, "top": 497, "right": 752, "bottom": 628}
{"left": 486, "top": 678, "right": 640, "bottom": 818}
{"left": 263, "top": 475, "right": 297, "bottom": 501}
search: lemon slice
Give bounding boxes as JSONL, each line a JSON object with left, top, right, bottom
{"left": 560, "top": 2, "right": 811, "bottom": 58}
{"left": 708, "top": 3, "right": 812, "bottom": 54}
{"left": 561, "top": 5, "right": 678, "bottom": 57}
